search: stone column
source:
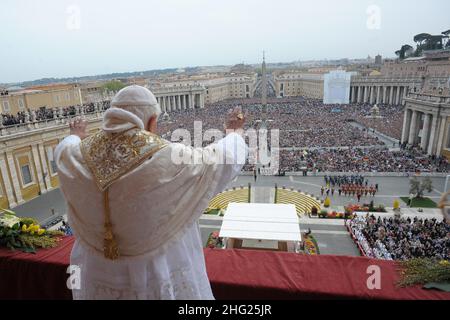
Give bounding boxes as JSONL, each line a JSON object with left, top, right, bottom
{"left": 369, "top": 86, "right": 374, "bottom": 104}
{"left": 190, "top": 94, "right": 195, "bottom": 109}
{"left": 358, "top": 86, "right": 363, "bottom": 103}
{"left": 37, "top": 144, "right": 52, "bottom": 190}
{"left": 159, "top": 97, "right": 163, "bottom": 112}
{"left": 5, "top": 152, "right": 24, "bottom": 205}
{"left": 389, "top": 86, "right": 394, "bottom": 105}
{"left": 363, "top": 86, "right": 369, "bottom": 103}
{"left": 420, "top": 113, "right": 432, "bottom": 151}
{"left": 31, "top": 145, "right": 47, "bottom": 194}
{"left": 382, "top": 86, "right": 387, "bottom": 104}
{"left": 200, "top": 93, "right": 205, "bottom": 108}
{"left": 401, "top": 108, "right": 412, "bottom": 144}
{"left": 167, "top": 96, "right": 171, "bottom": 112}
{"left": 395, "top": 87, "right": 401, "bottom": 105}
{"left": 0, "top": 154, "right": 17, "bottom": 208}
{"left": 435, "top": 117, "right": 447, "bottom": 156}
{"left": 402, "top": 87, "right": 408, "bottom": 105}
{"left": 176, "top": 95, "right": 181, "bottom": 111}
{"left": 408, "top": 110, "right": 418, "bottom": 145}
{"left": 427, "top": 115, "right": 439, "bottom": 155}
{"left": 376, "top": 86, "right": 381, "bottom": 104}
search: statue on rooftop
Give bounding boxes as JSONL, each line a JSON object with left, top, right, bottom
{"left": 30, "top": 110, "right": 36, "bottom": 122}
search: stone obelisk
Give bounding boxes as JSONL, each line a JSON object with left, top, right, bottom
{"left": 261, "top": 51, "right": 268, "bottom": 118}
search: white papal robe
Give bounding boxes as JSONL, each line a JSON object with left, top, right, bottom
{"left": 55, "top": 132, "right": 247, "bottom": 300}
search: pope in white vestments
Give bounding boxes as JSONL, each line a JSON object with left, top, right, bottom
{"left": 55, "top": 85, "right": 247, "bottom": 300}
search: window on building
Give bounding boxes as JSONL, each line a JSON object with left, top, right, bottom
{"left": 18, "top": 99, "right": 25, "bottom": 111}
{"left": 21, "top": 164, "right": 33, "bottom": 185}
{"left": 2, "top": 101, "right": 10, "bottom": 113}
{"left": 47, "top": 146, "right": 57, "bottom": 174}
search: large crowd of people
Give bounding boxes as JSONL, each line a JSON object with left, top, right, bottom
{"left": 1, "top": 102, "right": 109, "bottom": 126}
{"left": 349, "top": 215, "right": 449, "bottom": 261}
{"left": 280, "top": 147, "right": 448, "bottom": 173}
{"left": 2, "top": 96, "right": 448, "bottom": 173}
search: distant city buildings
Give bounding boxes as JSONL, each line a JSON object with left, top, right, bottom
{"left": 2, "top": 48, "right": 450, "bottom": 209}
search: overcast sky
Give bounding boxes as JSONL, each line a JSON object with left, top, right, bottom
{"left": 1, "top": 0, "right": 449, "bottom": 83}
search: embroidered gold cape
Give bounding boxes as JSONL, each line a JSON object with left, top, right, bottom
{"left": 80, "top": 128, "right": 168, "bottom": 192}
{"left": 80, "top": 128, "right": 167, "bottom": 259}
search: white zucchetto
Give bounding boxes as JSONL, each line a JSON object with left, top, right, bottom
{"left": 103, "top": 85, "right": 161, "bottom": 133}
{"left": 111, "top": 85, "right": 158, "bottom": 107}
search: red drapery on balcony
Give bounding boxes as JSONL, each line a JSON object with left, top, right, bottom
{"left": 0, "top": 236, "right": 449, "bottom": 300}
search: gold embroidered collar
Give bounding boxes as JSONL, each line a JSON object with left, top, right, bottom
{"left": 80, "top": 128, "right": 168, "bottom": 191}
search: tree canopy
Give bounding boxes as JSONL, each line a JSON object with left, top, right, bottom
{"left": 409, "top": 177, "right": 433, "bottom": 199}
{"left": 395, "top": 29, "right": 450, "bottom": 60}
{"left": 102, "top": 80, "right": 126, "bottom": 93}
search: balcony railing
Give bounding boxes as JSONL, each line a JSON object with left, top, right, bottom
{"left": 0, "top": 111, "right": 105, "bottom": 137}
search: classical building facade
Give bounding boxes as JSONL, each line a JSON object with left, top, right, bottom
{"left": 273, "top": 72, "right": 324, "bottom": 99}
{"left": 401, "top": 90, "right": 450, "bottom": 157}
{"left": 349, "top": 50, "right": 450, "bottom": 106}
{"left": 0, "top": 113, "right": 104, "bottom": 209}
{"left": 0, "top": 84, "right": 83, "bottom": 115}
{"left": 150, "top": 72, "right": 257, "bottom": 106}
{"left": 152, "top": 85, "right": 206, "bottom": 111}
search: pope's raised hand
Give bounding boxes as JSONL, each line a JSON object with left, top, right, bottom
{"left": 69, "top": 117, "right": 88, "bottom": 140}
{"left": 224, "top": 106, "right": 246, "bottom": 132}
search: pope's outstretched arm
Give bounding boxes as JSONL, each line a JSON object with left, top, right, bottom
{"left": 54, "top": 118, "right": 87, "bottom": 163}
{"left": 172, "top": 106, "right": 248, "bottom": 202}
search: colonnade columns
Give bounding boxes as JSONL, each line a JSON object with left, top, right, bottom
{"left": 0, "top": 154, "right": 17, "bottom": 208}
{"left": 382, "top": 86, "right": 387, "bottom": 104}
{"left": 408, "top": 110, "right": 418, "bottom": 145}
{"left": 189, "top": 94, "right": 193, "bottom": 109}
{"left": 358, "top": 86, "right": 363, "bottom": 103}
{"left": 435, "top": 117, "right": 447, "bottom": 157}
{"left": 5, "top": 151, "right": 24, "bottom": 205}
{"left": 427, "top": 115, "right": 439, "bottom": 155}
{"left": 167, "top": 96, "right": 172, "bottom": 112}
{"left": 31, "top": 144, "right": 47, "bottom": 194}
{"left": 402, "top": 87, "right": 408, "bottom": 105}
{"left": 161, "top": 97, "right": 166, "bottom": 112}
{"left": 200, "top": 94, "right": 204, "bottom": 108}
{"left": 401, "top": 109, "right": 412, "bottom": 144}
{"left": 420, "top": 113, "right": 432, "bottom": 151}
{"left": 363, "top": 86, "right": 369, "bottom": 103}
{"left": 376, "top": 86, "right": 381, "bottom": 104}
{"left": 389, "top": 86, "right": 394, "bottom": 105}
{"left": 395, "top": 87, "right": 401, "bottom": 105}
